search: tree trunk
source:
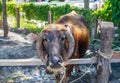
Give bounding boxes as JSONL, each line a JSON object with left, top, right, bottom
{"left": 2, "top": 0, "right": 9, "bottom": 37}
{"left": 84, "top": 0, "right": 89, "bottom": 9}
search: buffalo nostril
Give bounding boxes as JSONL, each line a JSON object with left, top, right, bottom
{"left": 51, "top": 56, "right": 61, "bottom": 65}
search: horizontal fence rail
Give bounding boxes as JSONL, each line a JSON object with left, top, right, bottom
{"left": 0, "top": 52, "right": 119, "bottom": 66}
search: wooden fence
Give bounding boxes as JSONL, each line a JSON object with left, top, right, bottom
{"left": 0, "top": 55, "right": 120, "bottom": 66}
{"left": 0, "top": 21, "right": 120, "bottom": 83}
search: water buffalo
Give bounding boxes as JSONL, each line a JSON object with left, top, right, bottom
{"left": 36, "top": 11, "right": 89, "bottom": 83}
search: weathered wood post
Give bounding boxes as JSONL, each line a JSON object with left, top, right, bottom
{"left": 2, "top": 0, "right": 9, "bottom": 37}
{"left": 48, "top": 10, "right": 53, "bottom": 24}
{"left": 0, "top": 20, "right": 3, "bottom": 29}
{"left": 16, "top": 6, "right": 20, "bottom": 28}
{"left": 90, "top": 20, "right": 98, "bottom": 39}
{"left": 96, "top": 22, "right": 114, "bottom": 83}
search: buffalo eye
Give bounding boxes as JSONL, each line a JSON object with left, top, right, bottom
{"left": 43, "top": 38, "right": 50, "bottom": 42}
{"left": 60, "top": 36, "right": 66, "bottom": 42}
{"left": 43, "top": 38, "right": 50, "bottom": 48}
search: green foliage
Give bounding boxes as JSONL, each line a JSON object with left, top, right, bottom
{"left": 0, "top": 1, "right": 2, "bottom": 17}
{"left": 93, "top": 0, "right": 120, "bottom": 42}
{"left": 0, "top": 1, "right": 16, "bottom": 18}
{"left": 1, "top": 2, "right": 96, "bottom": 32}
{"left": 21, "top": 3, "right": 96, "bottom": 29}
{"left": 51, "top": 4, "right": 70, "bottom": 21}
{"left": 6, "top": 77, "right": 15, "bottom": 82}
{"left": 93, "top": 0, "right": 120, "bottom": 27}
{"left": 6, "top": 2, "right": 16, "bottom": 17}
{"left": 24, "top": 22, "right": 43, "bottom": 33}
{"left": 21, "top": 3, "right": 50, "bottom": 21}
{"left": 70, "top": 6, "right": 97, "bottom": 29}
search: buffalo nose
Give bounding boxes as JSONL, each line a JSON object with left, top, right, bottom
{"left": 48, "top": 56, "right": 61, "bottom": 65}
{"left": 51, "top": 56, "right": 61, "bottom": 64}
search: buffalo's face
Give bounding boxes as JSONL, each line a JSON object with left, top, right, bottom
{"left": 36, "top": 24, "right": 75, "bottom": 73}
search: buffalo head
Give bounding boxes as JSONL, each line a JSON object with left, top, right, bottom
{"left": 36, "top": 24, "right": 75, "bottom": 73}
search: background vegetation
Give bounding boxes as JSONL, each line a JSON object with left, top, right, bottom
{"left": 93, "top": 0, "right": 120, "bottom": 45}
{"left": 0, "top": 2, "right": 96, "bottom": 32}
{"left": 0, "top": 0, "right": 119, "bottom": 49}
{"left": 0, "top": 1, "right": 2, "bottom": 19}
{"left": 93, "top": 0, "right": 120, "bottom": 27}
{"left": 0, "top": 0, "right": 120, "bottom": 34}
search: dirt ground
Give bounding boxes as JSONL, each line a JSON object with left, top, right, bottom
{"left": 0, "top": 29, "right": 120, "bottom": 83}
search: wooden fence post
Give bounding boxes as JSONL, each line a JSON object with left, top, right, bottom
{"left": 48, "top": 10, "right": 53, "bottom": 24}
{"left": 0, "top": 20, "right": 3, "bottom": 29}
{"left": 96, "top": 22, "right": 114, "bottom": 83}
{"left": 16, "top": 7, "right": 20, "bottom": 28}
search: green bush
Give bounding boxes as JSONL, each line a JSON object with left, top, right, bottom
{"left": 21, "top": 3, "right": 96, "bottom": 29}
{"left": 93, "top": 0, "right": 120, "bottom": 27}
{"left": 70, "top": 6, "right": 96, "bottom": 29}
{"left": 93, "top": 0, "right": 120, "bottom": 44}
{"left": 1, "top": 2, "right": 96, "bottom": 32}
{"left": 7, "top": 2, "right": 16, "bottom": 17}
{"left": 21, "top": 3, "right": 51, "bottom": 21}
{"left": 0, "top": 1, "right": 16, "bottom": 18}
{"left": 0, "top": 1, "right": 2, "bottom": 18}
{"left": 51, "top": 4, "right": 70, "bottom": 21}
{"left": 24, "top": 22, "right": 43, "bottom": 33}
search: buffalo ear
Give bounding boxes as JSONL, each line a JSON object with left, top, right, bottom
{"left": 26, "top": 33, "right": 38, "bottom": 43}
{"left": 36, "top": 32, "right": 47, "bottom": 65}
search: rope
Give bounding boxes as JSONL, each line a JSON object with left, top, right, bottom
{"left": 98, "top": 49, "right": 113, "bottom": 73}
{"left": 58, "top": 62, "right": 66, "bottom": 83}
{"left": 69, "top": 57, "right": 95, "bottom": 83}
{"left": 58, "top": 61, "right": 94, "bottom": 83}
{"left": 98, "top": 50, "right": 113, "bottom": 59}
{"left": 58, "top": 49, "right": 115, "bottom": 83}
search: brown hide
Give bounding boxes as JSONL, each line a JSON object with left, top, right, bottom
{"left": 36, "top": 11, "right": 89, "bottom": 83}
{"left": 56, "top": 11, "right": 89, "bottom": 59}
{"left": 54, "top": 11, "right": 89, "bottom": 83}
